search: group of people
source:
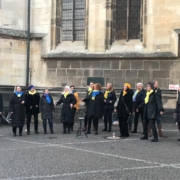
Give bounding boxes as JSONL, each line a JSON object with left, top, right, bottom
{"left": 0, "top": 81, "right": 179, "bottom": 143}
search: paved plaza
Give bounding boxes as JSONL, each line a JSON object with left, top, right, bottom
{"left": 0, "top": 123, "right": 180, "bottom": 180}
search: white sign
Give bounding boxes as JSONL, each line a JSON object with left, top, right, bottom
{"left": 169, "top": 84, "right": 179, "bottom": 90}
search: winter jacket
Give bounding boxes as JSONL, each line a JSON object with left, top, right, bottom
{"left": 84, "top": 92, "right": 105, "bottom": 119}
{"left": 104, "top": 90, "right": 117, "bottom": 110}
{"left": 39, "top": 94, "right": 54, "bottom": 119}
{"left": 133, "top": 89, "right": 146, "bottom": 111}
{"left": 139, "top": 90, "right": 164, "bottom": 120}
{"left": 9, "top": 93, "right": 26, "bottom": 127}
{"left": 25, "top": 91, "right": 40, "bottom": 115}
{"left": 56, "top": 93, "right": 76, "bottom": 123}
{"left": 116, "top": 90, "right": 133, "bottom": 118}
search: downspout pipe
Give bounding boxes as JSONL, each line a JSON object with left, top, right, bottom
{"left": 26, "top": 0, "right": 31, "bottom": 89}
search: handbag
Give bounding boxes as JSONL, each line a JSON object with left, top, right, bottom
{"left": 122, "top": 97, "right": 130, "bottom": 114}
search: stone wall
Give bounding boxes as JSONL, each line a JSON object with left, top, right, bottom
{"left": 43, "top": 58, "right": 180, "bottom": 89}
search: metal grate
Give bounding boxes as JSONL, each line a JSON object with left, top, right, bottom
{"left": 62, "top": 0, "right": 85, "bottom": 41}
{"left": 115, "top": 0, "right": 141, "bottom": 40}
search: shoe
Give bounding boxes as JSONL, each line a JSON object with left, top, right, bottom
{"left": 13, "top": 133, "right": 16, "bottom": 137}
{"left": 140, "top": 136, "right": 148, "bottom": 140}
{"left": 35, "top": 131, "right": 39, "bottom": 134}
{"left": 51, "top": 131, "right": 54, "bottom": 134}
{"left": 95, "top": 131, "right": 98, "bottom": 135}
{"left": 131, "top": 130, "right": 137, "bottom": 133}
{"left": 119, "top": 135, "right": 123, "bottom": 137}
{"left": 44, "top": 131, "right": 47, "bottom": 134}
{"left": 122, "top": 136, "right": 128, "bottom": 139}
{"left": 177, "top": 138, "right": 180, "bottom": 141}
{"left": 107, "top": 130, "right": 111, "bottom": 132}
{"left": 102, "top": 129, "right": 107, "bottom": 132}
{"left": 85, "top": 131, "right": 91, "bottom": 134}
{"left": 83, "top": 126, "right": 87, "bottom": 131}
{"left": 151, "top": 139, "right": 158, "bottom": 142}
{"left": 27, "top": 131, "right": 30, "bottom": 135}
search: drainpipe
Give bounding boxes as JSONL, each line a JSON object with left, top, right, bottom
{"left": 26, "top": 0, "right": 31, "bottom": 89}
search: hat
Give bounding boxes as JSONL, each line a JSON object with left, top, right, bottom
{"left": 124, "top": 83, "right": 131, "bottom": 89}
{"left": 28, "top": 85, "right": 34, "bottom": 91}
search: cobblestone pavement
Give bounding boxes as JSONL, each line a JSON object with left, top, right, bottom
{"left": 0, "top": 122, "right": 180, "bottom": 180}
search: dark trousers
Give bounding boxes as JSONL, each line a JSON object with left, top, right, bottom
{"left": 71, "top": 108, "right": 76, "bottom": 128}
{"left": 88, "top": 116, "right": 98, "bottom": 132}
{"left": 12, "top": 127, "right": 23, "bottom": 134}
{"left": 143, "top": 119, "right": 158, "bottom": 139}
{"left": 104, "top": 109, "right": 113, "bottom": 130}
{"left": 118, "top": 116, "right": 129, "bottom": 137}
{"left": 27, "top": 113, "right": 38, "bottom": 132}
{"left": 133, "top": 110, "right": 144, "bottom": 131}
{"left": 43, "top": 119, "right": 53, "bottom": 132}
{"left": 84, "top": 114, "right": 88, "bottom": 126}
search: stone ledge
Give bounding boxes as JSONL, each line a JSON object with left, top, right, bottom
{"left": 42, "top": 51, "right": 176, "bottom": 59}
{"left": 0, "top": 28, "right": 46, "bottom": 39}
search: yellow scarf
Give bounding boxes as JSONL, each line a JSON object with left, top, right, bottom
{"left": 64, "top": 92, "right": 69, "bottom": 99}
{"left": 104, "top": 90, "right": 112, "bottom": 99}
{"left": 123, "top": 91, "right": 127, "bottom": 96}
{"left": 145, "top": 90, "right": 154, "bottom": 104}
{"left": 88, "top": 87, "right": 92, "bottom": 95}
{"left": 29, "top": 90, "right": 36, "bottom": 95}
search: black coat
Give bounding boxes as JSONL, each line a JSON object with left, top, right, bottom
{"left": 116, "top": 90, "right": 133, "bottom": 118}
{"left": 140, "top": 90, "right": 164, "bottom": 120}
{"left": 39, "top": 94, "right": 54, "bottom": 120}
{"left": 84, "top": 92, "right": 105, "bottom": 119}
{"left": 104, "top": 90, "right": 117, "bottom": 109}
{"left": 133, "top": 89, "right": 146, "bottom": 110}
{"left": 9, "top": 93, "right": 26, "bottom": 127}
{"left": 0, "top": 93, "right": 3, "bottom": 116}
{"left": 56, "top": 94, "right": 76, "bottom": 123}
{"left": 175, "top": 92, "right": 180, "bottom": 123}
{"left": 25, "top": 92, "right": 40, "bottom": 115}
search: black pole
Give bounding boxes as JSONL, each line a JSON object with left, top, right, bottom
{"left": 26, "top": 0, "right": 31, "bottom": 89}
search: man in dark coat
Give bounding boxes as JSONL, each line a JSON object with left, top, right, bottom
{"left": 140, "top": 82, "right": 164, "bottom": 142}
{"left": 116, "top": 83, "right": 133, "bottom": 138}
{"left": 131, "top": 83, "right": 146, "bottom": 133}
{"left": 25, "top": 85, "right": 40, "bottom": 135}
{"left": 153, "top": 80, "right": 166, "bottom": 137}
{"left": 10, "top": 86, "right": 26, "bottom": 136}
{"left": 39, "top": 89, "right": 54, "bottom": 134}
{"left": 56, "top": 86, "right": 76, "bottom": 134}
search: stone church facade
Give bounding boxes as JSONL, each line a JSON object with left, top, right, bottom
{"left": 0, "top": 0, "right": 180, "bottom": 112}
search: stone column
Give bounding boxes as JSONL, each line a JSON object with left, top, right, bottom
{"left": 88, "top": 0, "right": 106, "bottom": 52}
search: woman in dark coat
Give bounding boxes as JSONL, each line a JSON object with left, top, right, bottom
{"left": 25, "top": 85, "right": 40, "bottom": 135}
{"left": 116, "top": 83, "right": 133, "bottom": 138}
{"left": 39, "top": 89, "right": 54, "bottom": 134}
{"left": 174, "top": 86, "right": 180, "bottom": 141}
{"left": 55, "top": 86, "right": 76, "bottom": 134}
{"left": 9, "top": 86, "right": 26, "bottom": 136}
{"left": 140, "top": 82, "right": 164, "bottom": 142}
{"left": 83, "top": 83, "right": 105, "bottom": 135}
{"left": 103, "top": 83, "right": 116, "bottom": 132}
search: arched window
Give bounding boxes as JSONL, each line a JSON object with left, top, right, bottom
{"left": 115, "top": 0, "right": 141, "bottom": 41}
{"left": 62, "top": 0, "right": 85, "bottom": 41}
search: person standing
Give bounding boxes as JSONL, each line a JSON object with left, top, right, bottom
{"left": 140, "top": 82, "right": 164, "bottom": 142}
{"left": 116, "top": 83, "right": 133, "bottom": 138}
{"left": 103, "top": 83, "right": 116, "bottom": 132}
{"left": 131, "top": 83, "right": 146, "bottom": 133}
{"left": 9, "top": 86, "right": 26, "bottom": 136}
{"left": 39, "top": 89, "right": 54, "bottom": 134}
{"left": 25, "top": 85, "right": 40, "bottom": 135}
{"left": 55, "top": 86, "right": 76, "bottom": 134}
{"left": 84, "top": 82, "right": 94, "bottom": 131}
{"left": 70, "top": 85, "right": 80, "bottom": 131}
{"left": 83, "top": 83, "right": 104, "bottom": 135}
{"left": 174, "top": 86, "right": 180, "bottom": 141}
